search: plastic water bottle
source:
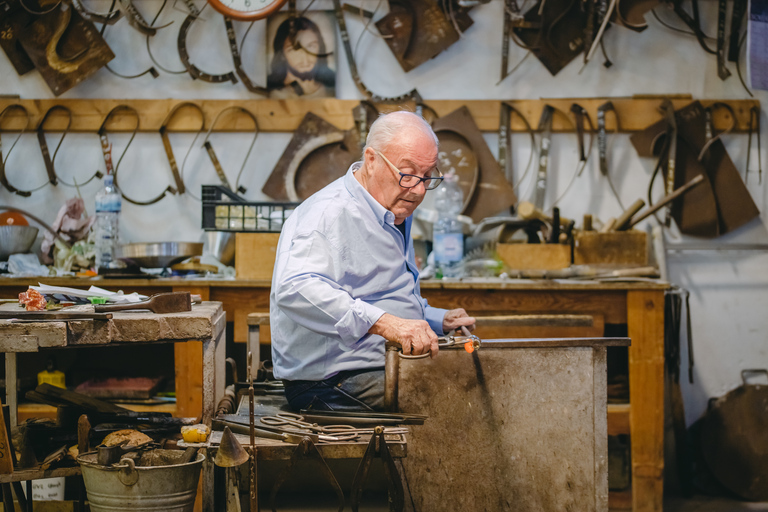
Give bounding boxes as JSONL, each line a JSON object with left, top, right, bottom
{"left": 433, "top": 172, "right": 464, "bottom": 278}
{"left": 94, "top": 175, "right": 121, "bottom": 270}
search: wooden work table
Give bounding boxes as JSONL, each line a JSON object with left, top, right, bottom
{"left": 0, "top": 276, "right": 666, "bottom": 512}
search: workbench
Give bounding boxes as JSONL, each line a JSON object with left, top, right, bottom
{"left": 0, "top": 277, "right": 667, "bottom": 512}
{"left": 0, "top": 300, "right": 226, "bottom": 512}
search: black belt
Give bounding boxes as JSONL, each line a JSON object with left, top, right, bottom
{"left": 36, "top": 105, "right": 103, "bottom": 187}
{"left": 333, "top": 0, "right": 421, "bottom": 104}
{"left": 224, "top": 17, "right": 268, "bottom": 96}
{"left": 200, "top": 106, "right": 259, "bottom": 197}
{"left": 728, "top": 0, "right": 747, "bottom": 63}
{"left": 597, "top": 100, "right": 625, "bottom": 210}
{"left": 715, "top": 0, "right": 731, "bottom": 80}
{"left": 178, "top": 6, "right": 238, "bottom": 84}
{"left": 159, "top": 102, "right": 206, "bottom": 195}
{"left": 534, "top": 104, "right": 554, "bottom": 209}
{"left": 99, "top": 105, "right": 176, "bottom": 205}
{"left": 0, "top": 104, "right": 47, "bottom": 197}
{"left": 498, "top": 102, "right": 535, "bottom": 189}
{"left": 550, "top": 103, "right": 592, "bottom": 207}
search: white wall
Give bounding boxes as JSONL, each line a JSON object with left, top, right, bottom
{"left": 1, "top": 0, "right": 766, "bottom": 425}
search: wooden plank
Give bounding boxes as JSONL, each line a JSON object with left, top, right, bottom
{"left": 0, "top": 98, "right": 758, "bottom": 133}
{"left": 420, "top": 289, "right": 628, "bottom": 325}
{"left": 474, "top": 314, "right": 604, "bottom": 340}
{"left": 0, "top": 401, "right": 14, "bottom": 475}
{"left": 627, "top": 290, "right": 665, "bottom": 512}
{"left": 210, "top": 287, "right": 270, "bottom": 343}
{"left": 608, "top": 403, "right": 631, "bottom": 436}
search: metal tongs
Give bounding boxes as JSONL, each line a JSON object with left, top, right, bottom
{"left": 399, "top": 326, "right": 481, "bottom": 359}
{"left": 439, "top": 326, "right": 482, "bottom": 352}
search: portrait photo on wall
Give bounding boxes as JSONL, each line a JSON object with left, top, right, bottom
{"left": 266, "top": 11, "right": 337, "bottom": 99}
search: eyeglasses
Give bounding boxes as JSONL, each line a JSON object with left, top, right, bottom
{"left": 375, "top": 150, "right": 444, "bottom": 190}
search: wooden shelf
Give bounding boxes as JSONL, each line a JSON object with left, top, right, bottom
{"left": 0, "top": 97, "right": 758, "bottom": 133}
{"left": 17, "top": 402, "right": 178, "bottom": 422}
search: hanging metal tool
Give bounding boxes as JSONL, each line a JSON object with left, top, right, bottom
{"left": 247, "top": 352, "right": 257, "bottom": 512}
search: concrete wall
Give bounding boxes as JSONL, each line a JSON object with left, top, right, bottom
{"left": 1, "top": 0, "right": 767, "bottom": 425}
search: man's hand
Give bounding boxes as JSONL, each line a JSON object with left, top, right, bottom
{"left": 443, "top": 308, "right": 476, "bottom": 334}
{"left": 369, "top": 313, "right": 439, "bottom": 358}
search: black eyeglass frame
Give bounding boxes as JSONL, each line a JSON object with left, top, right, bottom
{"left": 375, "top": 150, "right": 444, "bottom": 190}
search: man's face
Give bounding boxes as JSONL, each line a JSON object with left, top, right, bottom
{"left": 283, "top": 29, "right": 320, "bottom": 77}
{"left": 365, "top": 130, "right": 439, "bottom": 224}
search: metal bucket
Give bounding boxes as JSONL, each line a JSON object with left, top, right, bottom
{"left": 77, "top": 452, "right": 204, "bottom": 512}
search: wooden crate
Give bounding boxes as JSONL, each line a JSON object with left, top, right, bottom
{"left": 496, "top": 243, "right": 571, "bottom": 270}
{"left": 574, "top": 231, "right": 647, "bottom": 266}
{"left": 234, "top": 233, "right": 281, "bottom": 280}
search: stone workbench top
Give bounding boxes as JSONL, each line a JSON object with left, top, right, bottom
{"left": 0, "top": 301, "right": 224, "bottom": 351}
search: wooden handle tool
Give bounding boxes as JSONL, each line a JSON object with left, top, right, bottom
{"left": 94, "top": 292, "right": 191, "bottom": 314}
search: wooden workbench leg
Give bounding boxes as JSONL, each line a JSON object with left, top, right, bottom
{"left": 174, "top": 286, "right": 211, "bottom": 420}
{"left": 627, "top": 290, "right": 665, "bottom": 512}
{"left": 4, "top": 353, "right": 17, "bottom": 427}
{"left": 202, "top": 448, "right": 215, "bottom": 512}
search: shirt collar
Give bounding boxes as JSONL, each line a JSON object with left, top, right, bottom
{"left": 344, "top": 162, "right": 398, "bottom": 228}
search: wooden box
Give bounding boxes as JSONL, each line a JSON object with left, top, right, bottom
{"left": 234, "top": 233, "right": 281, "bottom": 280}
{"left": 574, "top": 231, "right": 647, "bottom": 266}
{"left": 496, "top": 242, "right": 571, "bottom": 270}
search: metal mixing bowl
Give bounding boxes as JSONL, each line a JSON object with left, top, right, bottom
{"left": 117, "top": 242, "right": 204, "bottom": 268}
{"left": 0, "top": 225, "right": 39, "bottom": 260}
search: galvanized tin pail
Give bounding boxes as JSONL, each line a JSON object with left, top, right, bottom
{"left": 77, "top": 452, "right": 204, "bottom": 512}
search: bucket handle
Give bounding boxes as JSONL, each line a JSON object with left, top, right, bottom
{"left": 116, "top": 458, "right": 139, "bottom": 486}
{"left": 741, "top": 369, "right": 768, "bottom": 385}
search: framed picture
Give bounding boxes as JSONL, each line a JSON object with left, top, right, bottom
{"left": 266, "top": 11, "right": 337, "bottom": 99}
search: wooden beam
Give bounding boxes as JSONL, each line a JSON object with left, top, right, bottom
{"left": 608, "top": 403, "right": 631, "bottom": 436}
{"left": 0, "top": 98, "right": 759, "bottom": 133}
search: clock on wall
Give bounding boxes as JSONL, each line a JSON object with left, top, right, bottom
{"left": 207, "top": 0, "right": 288, "bottom": 21}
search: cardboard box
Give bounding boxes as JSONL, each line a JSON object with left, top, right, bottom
{"left": 573, "top": 231, "right": 647, "bottom": 266}
{"left": 496, "top": 243, "right": 571, "bottom": 270}
{"left": 235, "top": 233, "right": 281, "bottom": 280}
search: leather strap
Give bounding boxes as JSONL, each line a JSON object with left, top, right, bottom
{"left": 498, "top": 102, "right": 535, "bottom": 188}
{"left": 534, "top": 104, "right": 554, "bottom": 209}
{"left": 333, "top": 0, "right": 422, "bottom": 104}
{"left": 36, "top": 105, "right": 70, "bottom": 186}
{"left": 225, "top": 17, "right": 269, "bottom": 96}
{"left": 201, "top": 106, "right": 259, "bottom": 196}
{"left": 746, "top": 105, "right": 761, "bottom": 184}
{"left": 99, "top": 105, "right": 176, "bottom": 205}
{"left": 698, "top": 102, "right": 736, "bottom": 162}
{"left": 117, "top": 0, "right": 165, "bottom": 36}
{"left": 159, "top": 102, "right": 206, "bottom": 195}
{"left": 659, "top": 99, "right": 678, "bottom": 226}
{"left": 0, "top": 104, "right": 47, "bottom": 197}
{"left": 672, "top": 0, "right": 716, "bottom": 55}
{"left": 178, "top": 8, "right": 238, "bottom": 84}
{"left": 70, "top": 0, "right": 121, "bottom": 26}
{"left": 270, "top": 437, "right": 345, "bottom": 512}
{"left": 715, "top": 0, "right": 730, "bottom": 80}
{"left": 36, "top": 105, "right": 103, "bottom": 188}
{"left": 350, "top": 427, "right": 404, "bottom": 512}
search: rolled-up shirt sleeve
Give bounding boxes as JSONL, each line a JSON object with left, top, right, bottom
{"left": 273, "top": 230, "right": 386, "bottom": 349}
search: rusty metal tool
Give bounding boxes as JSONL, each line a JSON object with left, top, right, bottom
{"left": 213, "top": 418, "right": 318, "bottom": 444}
{"left": 94, "top": 292, "right": 191, "bottom": 314}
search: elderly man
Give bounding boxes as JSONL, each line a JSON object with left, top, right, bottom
{"left": 270, "top": 111, "right": 476, "bottom": 411}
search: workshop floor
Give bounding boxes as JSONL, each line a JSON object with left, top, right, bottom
{"left": 263, "top": 493, "right": 768, "bottom": 511}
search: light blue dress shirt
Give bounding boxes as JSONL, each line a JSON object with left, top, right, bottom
{"left": 270, "top": 162, "right": 447, "bottom": 381}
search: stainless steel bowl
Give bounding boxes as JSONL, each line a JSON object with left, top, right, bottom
{"left": 0, "top": 226, "right": 39, "bottom": 260}
{"left": 203, "top": 231, "right": 235, "bottom": 266}
{"left": 117, "top": 242, "right": 204, "bottom": 268}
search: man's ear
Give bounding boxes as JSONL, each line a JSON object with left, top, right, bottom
{"left": 363, "top": 147, "right": 376, "bottom": 167}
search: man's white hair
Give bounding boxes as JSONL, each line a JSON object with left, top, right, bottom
{"left": 363, "top": 111, "right": 438, "bottom": 155}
